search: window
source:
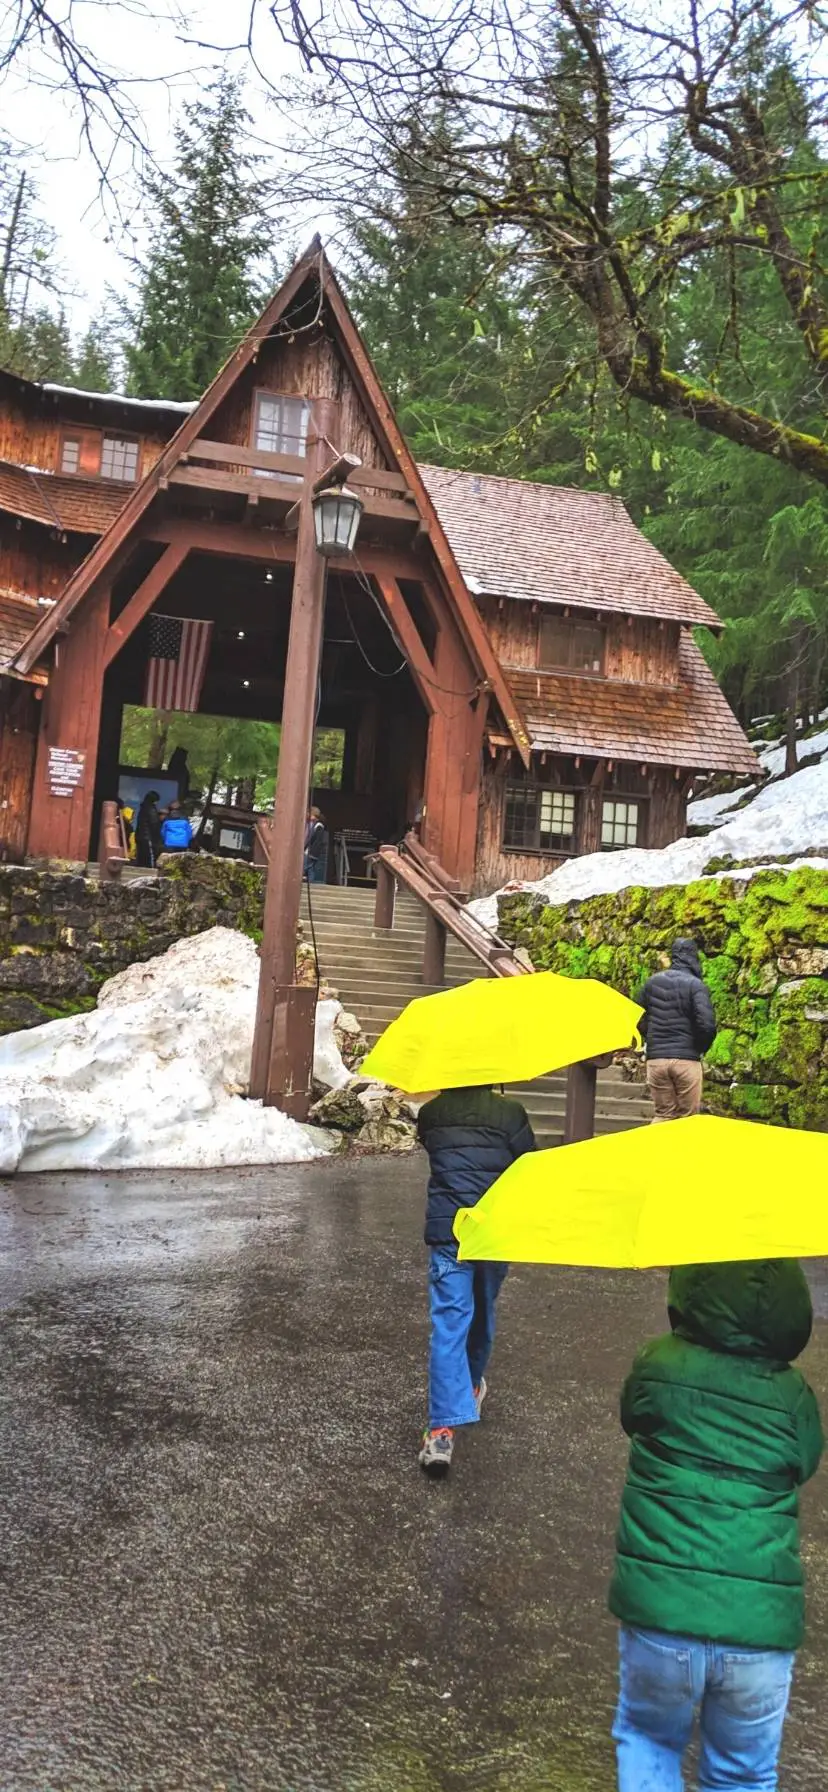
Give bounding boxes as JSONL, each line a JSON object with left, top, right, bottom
{"left": 504, "top": 782, "right": 577, "bottom": 853}
{"left": 254, "top": 393, "right": 310, "bottom": 460}
{"left": 100, "top": 435, "right": 140, "bottom": 482}
{"left": 539, "top": 615, "right": 605, "bottom": 675}
{"left": 61, "top": 437, "right": 80, "bottom": 474}
{"left": 601, "top": 799, "right": 641, "bottom": 850}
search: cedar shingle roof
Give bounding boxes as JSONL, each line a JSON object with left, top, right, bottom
{"left": 421, "top": 465, "right": 721, "bottom": 630}
{"left": 0, "top": 590, "right": 50, "bottom": 683}
{"left": 0, "top": 459, "right": 128, "bottom": 534}
{"left": 507, "top": 633, "right": 757, "bottom": 775}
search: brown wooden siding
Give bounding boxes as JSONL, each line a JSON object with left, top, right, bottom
{"left": 0, "top": 525, "right": 87, "bottom": 603}
{"left": 477, "top": 596, "right": 680, "bottom": 687}
{"left": 0, "top": 677, "right": 40, "bottom": 860}
{"left": 0, "top": 393, "right": 168, "bottom": 481}
{"left": 474, "top": 751, "right": 688, "bottom": 896}
{"left": 210, "top": 319, "right": 392, "bottom": 473}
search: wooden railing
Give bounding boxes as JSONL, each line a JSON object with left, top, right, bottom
{"left": 170, "top": 438, "right": 421, "bottom": 527}
{"left": 97, "top": 800, "right": 129, "bottom": 883}
{"left": 374, "top": 832, "right": 529, "bottom": 983}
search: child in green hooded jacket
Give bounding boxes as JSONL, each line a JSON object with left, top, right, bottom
{"left": 610, "top": 1258, "right": 823, "bottom": 1791}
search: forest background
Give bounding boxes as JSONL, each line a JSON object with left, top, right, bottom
{"left": 2, "top": 0, "right": 827, "bottom": 800}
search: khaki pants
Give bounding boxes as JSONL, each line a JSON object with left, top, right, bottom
{"left": 646, "top": 1059, "right": 703, "bottom": 1122}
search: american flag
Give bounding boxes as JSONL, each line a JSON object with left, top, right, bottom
{"left": 144, "top": 614, "right": 213, "bottom": 712}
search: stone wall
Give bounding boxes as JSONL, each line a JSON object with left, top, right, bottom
{"left": 0, "top": 853, "right": 265, "bottom": 1035}
{"left": 499, "top": 865, "right": 828, "bottom": 1130}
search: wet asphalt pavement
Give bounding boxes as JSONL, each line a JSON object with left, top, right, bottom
{"left": 0, "top": 1158, "right": 827, "bottom": 1792}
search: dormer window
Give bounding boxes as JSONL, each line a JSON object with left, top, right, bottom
{"left": 58, "top": 427, "right": 140, "bottom": 483}
{"left": 101, "top": 435, "right": 140, "bottom": 482}
{"left": 253, "top": 392, "right": 310, "bottom": 461}
{"left": 539, "top": 614, "right": 605, "bottom": 675}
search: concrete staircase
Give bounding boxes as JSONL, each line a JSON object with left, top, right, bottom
{"left": 301, "top": 883, "right": 652, "bottom": 1146}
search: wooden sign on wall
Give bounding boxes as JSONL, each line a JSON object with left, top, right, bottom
{"left": 47, "top": 747, "right": 85, "bottom": 798}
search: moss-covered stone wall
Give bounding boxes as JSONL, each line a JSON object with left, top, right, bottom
{"left": 0, "top": 853, "right": 265, "bottom": 1035}
{"left": 499, "top": 866, "right": 828, "bottom": 1129}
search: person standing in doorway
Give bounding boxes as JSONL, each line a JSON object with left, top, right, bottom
{"left": 304, "top": 807, "right": 328, "bottom": 884}
{"left": 635, "top": 938, "right": 716, "bottom": 1121}
{"left": 135, "top": 790, "right": 163, "bottom": 868}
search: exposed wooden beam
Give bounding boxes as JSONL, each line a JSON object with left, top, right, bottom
{"left": 142, "top": 516, "right": 432, "bottom": 582}
{"left": 168, "top": 464, "right": 422, "bottom": 526}
{"left": 373, "top": 575, "right": 437, "bottom": 714}
{"left": 103, "top": 541, "right": 190, "bottom": 669}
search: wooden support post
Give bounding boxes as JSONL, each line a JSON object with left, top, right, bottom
{"left": 374, "top": 859, "right": 396, "bottom": 930}
{"left": 250, "top": 401, "right": 339, "bottom": 1113}
{"left": 26, "top": 583, "right": 111, "bottom": 862}
{"left": 563, "top": 1060, "right": 598, "bottom": 1145}
{"left": 267, "top": 985, "right": 318, "bottom": 1120}
{"left": 423, "top": 909, "right": 447, "bottom": 986}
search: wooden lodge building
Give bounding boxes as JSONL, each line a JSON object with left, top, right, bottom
{"left": 0, "top": 240, "right": 756, "bottom": 896}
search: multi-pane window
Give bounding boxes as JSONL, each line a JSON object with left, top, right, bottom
{"left": 504, "top": 783, "right": 577, "bottom": 853}
{"left": 100, "top": 435, "right": 139, "bottom": 481}
{"left": 601, "top": 799, "right": 641, "bottom": 850}
{"left": 254, "top": 393, "right": 310, "bottom": 459}
{"left": 538, "top": 615, "right": 605, "bottom": 675}
{"left": 61, "top": 437, "right": 81, "bottom": 474}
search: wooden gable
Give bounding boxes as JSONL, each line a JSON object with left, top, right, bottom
{"left": 14, "top": 241, "right": 529, "bottom": 766}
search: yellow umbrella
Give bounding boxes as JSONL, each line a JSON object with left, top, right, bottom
{"left": 360, "top": 972, "right": 642, "bottom": 1094}
{"left": 454, "top": 1114, "right": 828, "bottom": 1268}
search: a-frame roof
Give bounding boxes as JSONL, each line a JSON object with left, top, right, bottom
{"left": 13, "top": 239, "right": 530, "bottom": 760}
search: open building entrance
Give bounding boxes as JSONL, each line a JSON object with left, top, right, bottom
{"left": 96, "top": 549, "right": 430, "bottom": 880}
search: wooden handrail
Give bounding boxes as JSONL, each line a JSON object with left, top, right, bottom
{"left": 187, "top": 437, "right": 411, "bottom": 494}
{"left": 253, "top": 817, "right": 272, "bottom": 866}
{"left": 98, "top": 799, "right": 128, "bottom": 883}
{"left": 374, "top": 841, "right": 529, "bottom": 980}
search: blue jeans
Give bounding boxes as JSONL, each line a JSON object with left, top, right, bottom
{"left": 428, "top": 1247, "right": 508, "bottom": 1429}
{"left": 304, "top": 857, "right": 326, "bottom": 883}
{"left": 614, "top": 1626, "right": 795, "bottom": 1791}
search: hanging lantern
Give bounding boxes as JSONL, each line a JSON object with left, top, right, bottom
{"left": 311, "top": 485, "right": 363, "bottom": 558}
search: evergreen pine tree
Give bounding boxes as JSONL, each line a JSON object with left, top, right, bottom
{"left": 124, "top": 74, "right": 273, "bottom": 401}
{"left": 0, "top": 306, "right": 75, "bottom": 381}
{"left": 74, "top": 318, "right": 120, "bottom": 392}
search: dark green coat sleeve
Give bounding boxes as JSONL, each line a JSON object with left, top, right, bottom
{"left": 794, "top": 1379, "right": 824, "bottom": 1485}
{"left": 620, "top": 1353, "right": 656, "bottom": 1438}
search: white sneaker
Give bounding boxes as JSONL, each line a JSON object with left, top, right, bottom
{"left": 419, "top": 1427, "right": 454, "bottom": 1477}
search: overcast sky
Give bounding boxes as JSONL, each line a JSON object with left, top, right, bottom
{"left": 2, "top": 1, "right": 306, "bottom": 337}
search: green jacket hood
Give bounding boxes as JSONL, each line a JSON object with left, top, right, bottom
{"left": 668, "top": 1259, "right": 813, "bottom": 1364}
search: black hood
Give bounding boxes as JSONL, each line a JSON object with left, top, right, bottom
{"left": 671, "top": 938, "right": 703, "bottom": 978}
{"left": 668, "top": 1259, "right": 813, "bottom": 1364}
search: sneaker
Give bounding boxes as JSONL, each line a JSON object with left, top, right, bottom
{"left": 419, "top": 1427, "right": 454, "bottom": 1477}
{"left": 473, "top": 1376, "right": 488, "bottom": 1418}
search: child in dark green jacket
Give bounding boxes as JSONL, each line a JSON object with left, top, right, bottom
{"left": 611, "top": 1258, "right": 823, "bottom": 1791}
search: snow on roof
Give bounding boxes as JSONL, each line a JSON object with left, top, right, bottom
{"left": 471, "top": 759, "right": 828, "bottom": 926}
{"left": 41, "top": 382, "right": 196, "bottom": 414}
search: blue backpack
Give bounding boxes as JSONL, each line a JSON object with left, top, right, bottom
{"left": 161, "top": 816, "right": 192, "bottom": 850}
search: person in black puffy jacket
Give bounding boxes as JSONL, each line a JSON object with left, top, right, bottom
{"left": 416, "top": 1085, "right": 535, "bottom": 1477}
{"left": 635, "top": 938, "right": 717, "bottom": 1123}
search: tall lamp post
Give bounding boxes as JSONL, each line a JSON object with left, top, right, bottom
{"left": 249, "top": 411, "right": 364, "bottom": 1115}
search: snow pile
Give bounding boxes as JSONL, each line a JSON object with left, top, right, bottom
{"left": 473, "top": 759, "right": 828, "bottom": 927}
{"left": 757, "top": 722, "right": 828, "bottom": 780}
{"left": 0, "top": 928, "right": 343, "bottom": 1173}
{"left": 687, "top": 709, "right": 828, "bottom": 832}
